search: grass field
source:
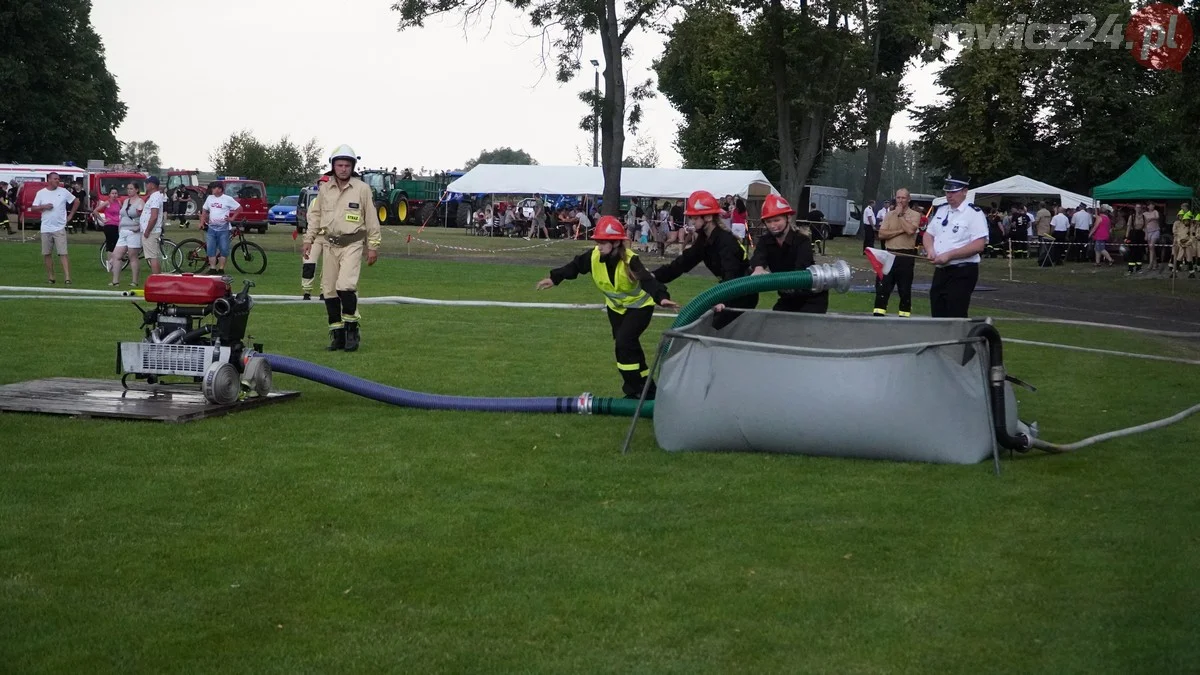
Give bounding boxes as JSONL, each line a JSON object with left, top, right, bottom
{"left": 2, "top": 239, "right": 1199, "bottom": 673}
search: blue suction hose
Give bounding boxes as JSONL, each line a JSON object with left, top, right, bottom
{"left": 256, "top": 261, "right": 852, "bottom": 417}
{"left": 259, "top": 352, "right": 607, "bottom": 414}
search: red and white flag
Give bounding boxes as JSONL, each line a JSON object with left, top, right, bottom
{"left": 864, "top": 247, "right": 895, "bottom": 279}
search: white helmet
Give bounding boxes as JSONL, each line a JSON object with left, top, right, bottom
{"left": 329, "top": 144, "right": 359, "bottom": 167}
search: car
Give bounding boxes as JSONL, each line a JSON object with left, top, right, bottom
{"left": 208, "top": 177, "right": 270, "bottom": 233}
{"left": 269, "top": 195, "right": 299, "bottom": 226}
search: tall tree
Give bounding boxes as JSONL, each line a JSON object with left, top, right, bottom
{"left": 657, "top": 1, "right": 865, "bottom": 204}
{"left": 916, "top": 0, "right": 1199, "bottom": 194}
{"left": 122, "top": 141, "right": 162, "bottom": 173}
{"left": 914, "top": 0, "right": 1046, "bottom": 184}
{"left": 0, "top": 0, "right": 127, "bottom": 164}
{"left": 656, "top": 7, "right": 775, "bottom": 172}
{"left": 393, "top": 0, "right": 674, "bottom": 215}
{"left": 854, "top": 0, "right": 951, "bottom": 205}
{"left": 464, "top": 147, "right": 538, "bottom": 170}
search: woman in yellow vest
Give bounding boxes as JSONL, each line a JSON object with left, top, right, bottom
{"left": 537, "top": 215, "right": 680, "bottom": 399}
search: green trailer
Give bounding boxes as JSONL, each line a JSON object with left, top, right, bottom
{"left": 360, "top": 169, "right": 452, "bottom": 225}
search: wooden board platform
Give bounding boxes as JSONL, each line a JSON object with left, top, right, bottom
{"left": 0, "top": 377, "right": 299, "bottom": 423}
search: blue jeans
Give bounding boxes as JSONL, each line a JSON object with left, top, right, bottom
{"left": 207, "top": 228, "right": 232, "bottom": 258}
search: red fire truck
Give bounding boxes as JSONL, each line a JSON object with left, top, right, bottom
{"left": 2, "top": 163, "right": 148, "bottom": 229}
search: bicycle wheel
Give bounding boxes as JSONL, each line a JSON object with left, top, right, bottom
{"left": 176, "top": 238, "right": 208, "bottom": 273}
{"left": 231, "top": 241, "right": 267, "bottom": 275}
{"left": 99, "top": 243, "right": 129, "bottom": 271}
{"left": 160, "top": 239, "right": 181, "bottom": 273}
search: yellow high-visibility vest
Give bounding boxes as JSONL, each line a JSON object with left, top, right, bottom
{"left": 591, "top": 247, "right": 654, "bottom": 314}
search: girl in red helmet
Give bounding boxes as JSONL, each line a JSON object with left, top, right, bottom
{"left": 537, "top": 216, "right": 680, "bottom": 398}
{"left": 650, "top": 189, "right": 758, "bottom": 329}
{"left": 748, "top": 194, "right": 828, "bottom": 313}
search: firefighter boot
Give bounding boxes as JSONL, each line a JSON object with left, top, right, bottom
{"left": 327, "top": 327, "right": 346, "bottom": 351}
{"left": 343, "top": 321, "right": 361, "bottom": 352}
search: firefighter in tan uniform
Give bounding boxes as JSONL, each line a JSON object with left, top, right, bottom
{"left": 1170, "top": 203, "right": 1196, "bottom": 279}
{"left": 302, "top": 145, "right": 382, "bottom": 351}
{"left": 300, "top": 180, "right": 327, "bottom": 300}
{"left": 1191, "top": 210, "right": 1200, "bottom": 277}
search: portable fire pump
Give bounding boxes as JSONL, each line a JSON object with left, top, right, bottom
{"left": 117, "top": 274, "right": 272, "bottom": 405}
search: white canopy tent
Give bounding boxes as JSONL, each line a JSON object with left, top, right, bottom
{"left": 445, "top": 164, "right": 778, "bottom": 199}
{"left": 932, "top": 175, "right": 1094, "bottom": 208}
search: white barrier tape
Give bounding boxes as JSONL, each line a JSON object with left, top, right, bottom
{"left": 1004, "top": 238, "right": 1178, "bottom": 248}
{"left": 1005, "top": 338, "right": 1200, "bottom": 366}
{"left": 407, "top": 236, "right": 580, "bottom": 253}
{"left": 995, "top": 317, "right": 1200, "bottom": 338}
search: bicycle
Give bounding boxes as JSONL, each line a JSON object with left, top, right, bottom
{"left": 99, "top": 236, "right": 181, "bottom": 273}
{"left": 175, "top": 218, "right": 267, "bottom": 275}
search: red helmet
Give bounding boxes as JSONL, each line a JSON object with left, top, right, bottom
{"left": 591, "top": 215, "right": 628, "bottom": 240}
{"left": 684, "top": 190, "right": 721, "bottom": 216}
{"left": 761, "top": 194, "right": 794, "bottom": 220}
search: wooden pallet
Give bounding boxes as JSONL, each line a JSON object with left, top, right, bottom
{"left": 0, "top": 377, "right": 299, "bottom": 423}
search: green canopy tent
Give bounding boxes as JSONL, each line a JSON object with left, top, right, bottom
{"left": 1092, "top": 155, "right": 1195, "bottom": 201}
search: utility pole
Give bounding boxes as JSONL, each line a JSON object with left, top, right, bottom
{"left": 590, "top": 60, "right": 600, "bottom": 168}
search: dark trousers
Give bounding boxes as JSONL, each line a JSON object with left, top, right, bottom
{"left": 103, "top": 225, "right": 119, "bottom": 252}
{"left": 862, "top": 225, "right": 875, "bottom": 251}
{"left": 608, "top": 305, "right": 655, "bottom": 398}
{"left": 874, "top": 248, "right": 915, "bottom": 314}
{"left": 1071, "top": 228, "right": 1088, "bottom": 261}
{"left": 774, "top": 291, "right": 828, "bottom": 314}
{"left": 930, "top": 263, "right": 979, "bottom": 318}
{"left": 712, "top": 292, "right": 759, "bottom": 330}
{"left": 1127, "top": 229, "right": 1146, "bottom": 270}
{"left": 1053, "top": 230, "right": 1068, "bottom": 263}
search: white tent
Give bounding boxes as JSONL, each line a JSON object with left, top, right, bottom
{"left": 932, "top": 175, "right": 1094, "bottom": 208}
{"left": 445, "top": 164, "right": 778, "bottom": 199}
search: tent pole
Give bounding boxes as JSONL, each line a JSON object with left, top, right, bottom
{"left": 1008, "top": 239, "right": 1014, "bottom": 282}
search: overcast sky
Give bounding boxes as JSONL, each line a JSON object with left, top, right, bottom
{"left": 92, "top": 0, "right": 940, "bottom": 172}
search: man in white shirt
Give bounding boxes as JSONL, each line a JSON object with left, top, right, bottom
{"left": 31, "top": 171, "right": 79, "bottom": 284}
{"left": 923, "top": 175, "right": 989, "bottom": 317}
{"left": 200, "top": 182, "right": 241, "bottom": 274}
{"left": 1050, "top": 206, "right": 1071, "bottom": 264}
{"left": 1070, "top": 205, "right": 1092, "bottom": 263}
{"left": 861, "top": 199, "right": 877, "bottom": 251}
{"left": 140, "top": 176, "right": 167, "bottom": 274}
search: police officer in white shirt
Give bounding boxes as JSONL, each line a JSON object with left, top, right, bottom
{"left": 923, "top": 175, "right": 989, "bottom": 318}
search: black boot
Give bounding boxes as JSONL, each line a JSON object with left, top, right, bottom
{"left": 327, "top": 327, "right": 346, "bottom": 351}
{"left": 343, "top": 322, "right": 360, "bottom": 352}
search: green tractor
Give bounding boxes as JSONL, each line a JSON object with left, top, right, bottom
{"left": 360, "top": 168, "right": 411, "bottom": 225}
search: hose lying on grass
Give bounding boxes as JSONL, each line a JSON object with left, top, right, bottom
{"left": 258, "top": 352, "right": 650, "bottom": 418}
{"left": 1030, "top": 402, "right": 1200, "bottom": 453}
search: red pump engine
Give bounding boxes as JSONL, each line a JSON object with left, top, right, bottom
{"left": 143, "top": 273, "right": 232, "bottom": 306}
{"left": 118, "top": 273, "right": 270, "bottom": 404}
